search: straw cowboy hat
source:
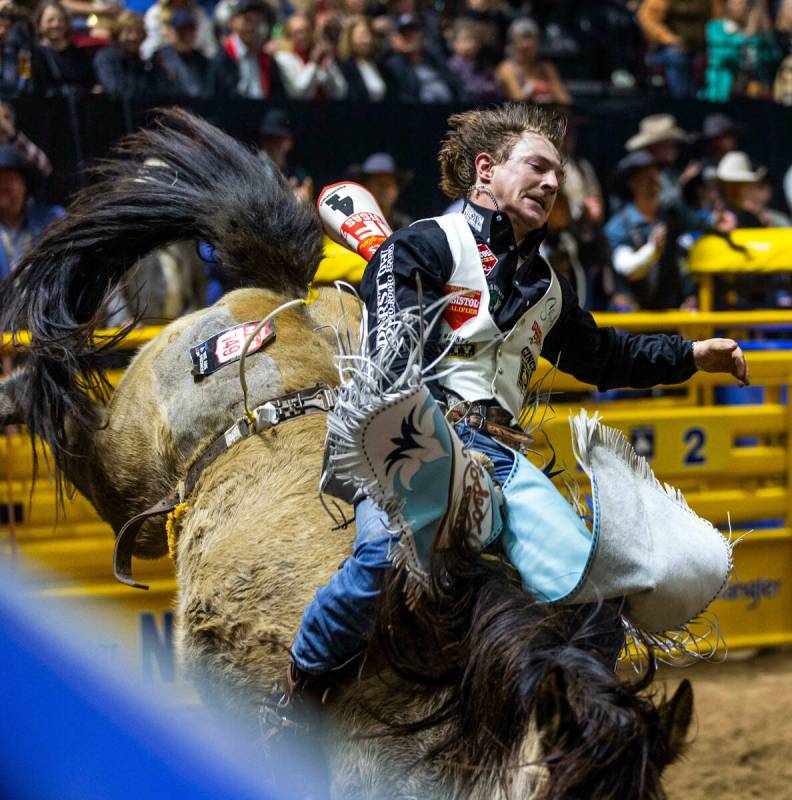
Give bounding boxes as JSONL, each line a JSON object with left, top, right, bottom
{"left": 625, "top": 114, "right": 687, "bottom": 151}
{"left": 716, "top": 151, "right": 766, "bottom": 183}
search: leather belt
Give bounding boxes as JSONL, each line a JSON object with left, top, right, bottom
{"left": 445, "top": 400, "right": 534, "bottom": 452}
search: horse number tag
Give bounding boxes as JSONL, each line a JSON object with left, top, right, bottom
{"left": 190, "top": 320, "right": 276, "bottom": 376}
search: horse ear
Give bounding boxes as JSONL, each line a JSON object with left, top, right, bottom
{"left": 535, "top": 666, "right": 578, "bottom": 751}
{"left": 659, "top": 678, "right": 694, "bottom": 760}
{"left": 0, "top": 369, "right": 29, "bottom": 426}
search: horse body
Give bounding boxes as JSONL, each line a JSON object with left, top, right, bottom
{"left": 0, "top": 109, "right": 694, "bottom": 798}
{"left": 90, "top": 284, "right": 543, "bottom": 798}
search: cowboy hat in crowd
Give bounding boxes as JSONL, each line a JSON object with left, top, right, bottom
{"left": 625, "top": 114, "right": 686, "bottom": 151}
{"left": 699, "top": 112, "right": 740, "bottom": 141}
{"left": 611, "top": 149, "right": 659, "bottom": 198}
{"left": 716, "top": 151, "right": 766, "bottom": 183}
{"left": 0, "top": 145, "right": 43, "bottom": 194}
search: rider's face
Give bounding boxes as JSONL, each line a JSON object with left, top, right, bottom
{"left": 487, "top": 133, "right": 562, "bottom": 241}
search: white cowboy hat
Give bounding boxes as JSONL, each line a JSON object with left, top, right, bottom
{"left": 716, "top": 151, "right": 767, "bottom": 183}
{"left": 625, "top": 114, "right": 687, "bottom": 151}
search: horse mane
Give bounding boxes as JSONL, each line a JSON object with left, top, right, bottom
{"left": 0, "top": 108, "right": 322, "bottom": 464}
{"left": 370, "top": 503, "right": 671, "bottom": 798}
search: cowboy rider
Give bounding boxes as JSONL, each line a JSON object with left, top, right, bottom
{"left": 284, "top": 102, "right": 749, "bottom": 711}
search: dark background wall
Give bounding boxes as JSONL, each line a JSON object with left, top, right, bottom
{"left": 14, "top": 95, "right": 792, "bottom": 217}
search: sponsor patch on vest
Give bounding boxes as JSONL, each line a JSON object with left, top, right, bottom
{"left": 488, "top": 281, "right": 504, "bottom": 314}
{"left": 540, "top": 296, "right": 559, "bottom": 325}
{"left": 444, "top": 284, "right": 481, "bottom": 329}
{"left": 518, "top": 346, "right": 537, "bottom": 393}
{"left": 463, "top": 204, "right": 484, "bottom": 233}
{"left": 477, "top": 242, "right": 497, "bottom": 275}
{"left": 529, "top": 320, "right": 543, "bottom": 346}
{"left": 446, "top": 342, "right": 476, "bottom": 358}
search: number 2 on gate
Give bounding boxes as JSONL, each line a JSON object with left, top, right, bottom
{"left": 683, "top": 427, "right": 707, "bottom": 466}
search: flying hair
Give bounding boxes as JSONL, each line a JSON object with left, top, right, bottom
{"left": 438, "top": 103, "right": 567, "bottom": 200}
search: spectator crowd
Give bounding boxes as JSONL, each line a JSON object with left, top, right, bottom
{"left": 0, "top": 0, "right": 785, "bottom": 103}
{"left": 0, "top": 0, "right": 791, "bottom": 320}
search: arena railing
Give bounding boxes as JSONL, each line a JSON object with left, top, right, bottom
{"left": 688, "top": 229, "right": 792, "bottom": 313}
{"left": 3, "top": 306, "right": 792, "bottom": 666}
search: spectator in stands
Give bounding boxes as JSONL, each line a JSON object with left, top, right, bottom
{"left": 605, "top": 150, "right": 694, "bottom": 310}
{"left": 387, "top": 0, "right": 445, "bottom": 64}
{"left": 384, "top": 13, "right": 460, "bottom": 103}
{"left": 697, "top": 112, "right": 740, "bottom": 171}
{"left": 541, "top": 191, "right": 588, "bottom": 306}
{"left": 0, "top": 146, "right": 63, "bottom": 279}
{"left": 273, "top": 13, "right": 347, "bottom": 100}
{"left": 561, "top": 112, "right": 604, "bottom": 226}
{"left": 715, "top": 151, "right": 790, "bottom": 306}
{"left": 349, "top": 152, "right": 412, "bottom": 229}
{"left": 744, "top": 172, "right": 792, "bottom": 226}
{"left": 340, "top": 0, "right": 369, "bottom": 15}
{"left": 637, "top": 0, "right": 710, "bottom": 98}
{"left": 0, "top": 5, "right": 31, "bottom": 95}
{"left": 211, "top": 0, "right": 285, "bottom": 99}
{"left": 337, "top": 15, "right": 390, "bottom": 102}
{"left": 716, "top": 151, "right": 777, "bottom": 227}
{"left": 776, "top": 0, "right": 792, "bottom": 53}
{"left": 557, "top": 113, "right": 616, "bottom": 310}
{"left": 495, "top": 17, "right": 571, "bottom": 105}
{"left": 256, "top": 108, "right": 314, "bottom": 204}
{"left": 141, "top": 0, "right": 216, "bottom": 61}
{"left": 703, "top": 0, "right": 781, "bottom": 102}
{"left": 625, "top": 113, "right": 697, "bottom": 211}
{"left": 0, "top": 101, "right": 52, "bottom": 178}
{"left": 154, "top": 9, "right": 211, "bottom": 96}
{"left": 773, "top": 54, "right": 792, "bottom": 104}
{"left": 368, "top": 9, "right": 394, "bottom": 60}
{"left": 459, "top": 0, "right": 510, "bottom": 67}
{"left": 61, "top": 0, "right": 120, "bottom": 40}
{"left": 94, "top": 11, "right": 166, "bottom": 96}
{"left": 447, "top": 19, "right": 501, "bottom": 104}
{"left": 31, "top": 1, "right": 95, "bottom": 96}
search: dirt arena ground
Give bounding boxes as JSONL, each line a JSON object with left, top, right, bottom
{"left": 660, "top": 648, "right": 792, "bottom": 799}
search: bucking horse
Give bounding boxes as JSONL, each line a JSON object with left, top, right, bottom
{"left": 0, "top": 110, "right": 694, "bottom": 799}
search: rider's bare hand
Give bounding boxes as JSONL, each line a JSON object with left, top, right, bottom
{"left": 693, "top": 338, "right": 750, "bottom": 386}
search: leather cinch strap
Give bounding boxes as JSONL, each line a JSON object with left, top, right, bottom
{"left": 113, "top": 492, "right": 179, "bottom": 590}
{"left": 113, "top": 384, "right": 336, "bottom": 590}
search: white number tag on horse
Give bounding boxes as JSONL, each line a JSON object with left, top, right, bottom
{"left": 190, "top": 320, "right": 275, "bottom": 376}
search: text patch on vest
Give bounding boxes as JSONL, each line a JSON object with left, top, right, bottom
{"left": 518, "top": 347, "right": 537, "bottom": 393}
{"left": 478, "top": 242, "right": 497, "bottom": 275}
{"left": 444, "top": 285, "right": 482, "bottom": 330}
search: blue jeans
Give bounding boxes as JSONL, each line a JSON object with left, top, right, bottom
{"left": 646, "top": 45, "right": 694, "bottom": 98}
{"left": 292, "top": 423, "right": 591, "bottom": 673}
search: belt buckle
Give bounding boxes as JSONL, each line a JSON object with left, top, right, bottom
{"left": 462, "top": 403, "right": 486, "bottom": 432}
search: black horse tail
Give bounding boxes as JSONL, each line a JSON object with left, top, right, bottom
{"left": 0, "top": 107, "right": 322, "bottom": 458}
{"left": 371, "top": 519, "right": 675, "bottom": 798}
